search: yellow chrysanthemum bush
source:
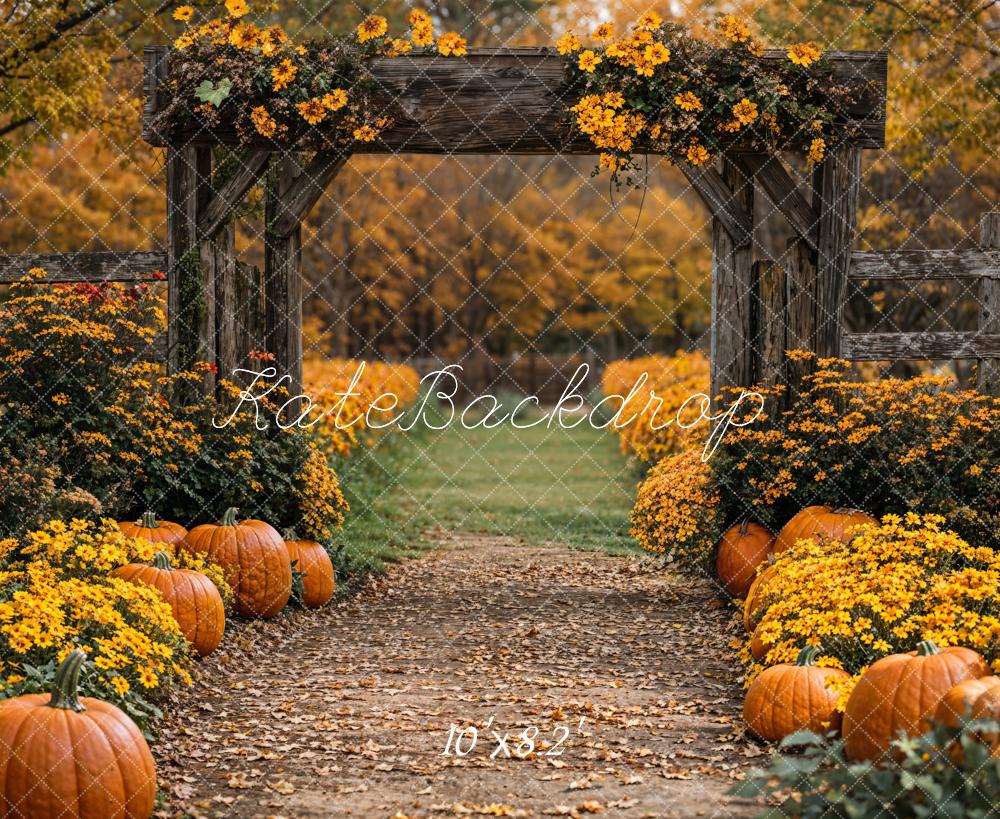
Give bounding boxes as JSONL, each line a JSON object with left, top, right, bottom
{"left": 600, "top": 351, "right": 709, "bottom": 462}
{"left": 303, "top": 357, "right": 421, "bottom": 459}
{"left": 745, "top": 513, "right": 1000, "bottom": 703}
{"left": 711, "top": 354, "right": 1000, "bottom": 547}
{"left": 561, "top": 14, "right": 854, "bottom": 187}
{"left": 629, "top": 449, "right": 721, "bottom": 571}
{"left": 156, "top": 3, "right": 468, "bottom": 148}
{"left": 0, "top": 519, "right": 193, "bottom": 726}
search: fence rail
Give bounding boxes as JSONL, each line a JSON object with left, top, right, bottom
{"left": 0, "top": 251, "right": 167, "bottom": 283}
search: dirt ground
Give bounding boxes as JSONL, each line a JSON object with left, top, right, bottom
{"left": 153, "top": 534, "right": 764, "bottom": 819}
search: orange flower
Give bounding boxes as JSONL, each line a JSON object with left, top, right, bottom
{"left": 437, "top": 32, "right": 467, "bottom": 56}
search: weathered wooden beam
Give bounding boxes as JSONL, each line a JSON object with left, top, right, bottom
{"left": 264, "top": 155, "right": 305, "bottom": 402}
{"left": 752, "top": 260, "right": 786, "bottom": 390}
{"left": 235, "top": 261, "right": 264, "bottom": 366}
{"left": 978, "top": 212, "right": 1000, "bottom": 393}
{"left": 785, "top": 238, "right": 817, "bottom": 389}
{"left": 733, "top": 152, "right": 818, "bottom": 250}
{"left": 208, "top": 221, "right": 238, "bottom": 383}
{"left": 0, "top": 251, "right": 167, "bottom": 282}
{"left": 813, "top": 143, "right": 861, "bottom": 359}
{"left": 269, "top": 151, "right": 348, "bottom": 238}
{"left": 678, "top": 160, "right": 753, "bottom": 247}
{"left": 143, "top": 46, "right": 888, "bottom": 152}
{"left": 710, "top": 158, "right": 754, "bottom": 407}
{"left": 166, "top": 145, "right": 216, "bottom": 393}
{"left": 843, "top": 331, "right": 1000, "bottom": 361}
{"left": 198, "top": 151, "right": 271, "bottom": 239}
{"left": 849, "top": 249, "right": 1000, "bottom": 280}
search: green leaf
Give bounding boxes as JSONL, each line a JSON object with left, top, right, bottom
{"left": 194, "top": 78, "right": 233, "bottom": 107}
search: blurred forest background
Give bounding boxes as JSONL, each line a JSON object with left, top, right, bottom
{"left": 1, "top": 0, "right": 997, "bottom": 373}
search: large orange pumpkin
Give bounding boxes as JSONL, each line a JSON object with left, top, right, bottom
{"left": 743, "top": 562, "right": 780, "bottom": 632}
{"left": 935, "top": 676, "right": 1000, "bottom": 755}
{"left": 743, "top": 646, "right": 850, "bottom": 741}
{"left": 285, "top": 538, "right": 335, "bottom": 609}
{"left": 773, "top": 506, "right": 876, "bottom": 554}
{"left": 115, "top": 552, "right": 226, "bottom": 657}
{"left": 117, "top": 511, "right": 187, "bottom": 548}
{"left": 183, "top": 508, "right": 291, "bottom": 619}
{"left": 715, "top": 521, "right": 775, "bottom": 597}
{"left": 842, "top": 640, "right": 989, "bottom": 761}
{"left": 0, "top": 649, "right": 156, "bottom": 818}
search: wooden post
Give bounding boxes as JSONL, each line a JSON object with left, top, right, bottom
{"left": 235, "top": 261, "right": 265, "bottom": 370}
{"left": 264, "top": 155, "right": 305, "bottom": 401}
{"left": 978, "top": 212, "right": 1000, "bottom": 394}
{"left": 813, "top": 144, "right": 862, "bottom": 358}
{"left": 785, "top": 238, "right": 817, "bottom": 393}
{"left": 752, "top": 260, "right": 786, "bottom": 391}
{"left": 710, "top": 157, "right": 754, "bottom": 409}
{"left": 210, "top": 220, "right": 238, "bottom": 384}
{"left": 166, "top": 145, "right": 215, "bottom": 393}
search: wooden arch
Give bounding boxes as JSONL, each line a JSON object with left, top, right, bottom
{"left": 143, "top": 45, "right": 891, "bottom": 400}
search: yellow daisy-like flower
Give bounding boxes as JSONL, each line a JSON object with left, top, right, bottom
{"left": 411, "top": 21, "right": 434, "bottom": 46}
{"left": 787, "top": 41, "right": 823, "bottom": 67}
{"left": 409, "top": 8, "right": 432, "bottom": 27}
{"left": 225, "top": 0, "right": 249, "bottom": 19}
{"left": 250, "top": 106, "right": 277, "bottom": 138}
{"left": 747, "top": 39, "right": 765, "bottom": 58}
{"left": 353, "top": 125, "right": 378, "bottom": 142}
{"left": 321, "top": 89, "right": 348, "bottom": 111}
{"left": 356, "top": 15, "right": 389, "bottom": 43}
{"left": 674, "top": 91, "right": 702, "bottom": 112}
{"left": 388, "top": 37, "right": 413, "bottom": 56}
{"left": 732, "top": 97, "right": 759, "bottom": 125}
{"left": 592, "top": 22, "right": 615, "bottom": 42}
{"left": 228, "top": 22, "right": 260, "bottom": 50}
{"left": 296, "top": 98, "right": 327, "bottom": 125}
{"left": 437, "top": 32, "right": 467, "bottom": 56}
{"left": 636, "top": 11, "right": 662, "bottom": 29}
{"left": 807, "top": 137, "right": 826, "bottom": 163}
{"left": 718, "top": 14, "right": 750, "bottom": 43}
{"left": 173, "top": 5, "right": 194, "bottom": 21}
{"left": 686, "top": 141, "right": 710, "bottom": 165}
{"left": 577, "top": 49, "right": 602, "bottom": 72}
{"left": 556, "top": 32, "right": 581, "bottom": 55}
{"left": 271, "top": 58, "right": 297, "bottom": 91}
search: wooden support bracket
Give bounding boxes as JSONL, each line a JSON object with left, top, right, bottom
{"left": 269, "top": 151, "right": 348, "bottom": 238}
{"left": 678, "top": 160, "right": 753, "bottom": 248}
{"left": 733, "top": 152, "right": 818, "bottom": 251}
{"left": 199, "top": 150, "right": 271, "bottom": 239}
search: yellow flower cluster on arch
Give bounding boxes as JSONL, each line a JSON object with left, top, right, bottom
{"left": 561, "top": 13, "right": 846, "bottom": 187}
{"left": 166, "top": 2, "right": 468, "bottom": 148}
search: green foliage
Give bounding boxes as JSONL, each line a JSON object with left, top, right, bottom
{"left": 732, "top": 724, "right": 1000, "bottom": 818}
{"left": 195, "top": 78, "right": 233, "bottom": 106}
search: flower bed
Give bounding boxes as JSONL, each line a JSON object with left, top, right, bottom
{"left": 600, "top": 351, "right": 709, "bottom": 463}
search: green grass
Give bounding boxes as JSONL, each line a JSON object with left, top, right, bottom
{"left": 331, "top": 404, "right": 642, "bottom": 578}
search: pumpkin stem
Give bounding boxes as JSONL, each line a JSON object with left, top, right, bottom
{"left": 48, "top": 649, "right": 87, "bottom": 712}
{"left": 738, "top": 520, "right": 750, "bottom": 537}
{"left": 283, "top": 528, "right": 298, "bottom": 541}
{"left": 220, "top": 507, "right": 239, "bottom": 527}
{"left": 831, "top": 507, "right": 862, "bottom": 515}
{"left": 152, "top": 551, "right": 173, "bottom": 570}
{"left": 795, "top": 646, "right": 820, "bottom": 666}
{"left": 917, "top": 639, "right": 941, "bottom": 656}
{"left": 139, "top": 510, "right": 158, "bottom": 529}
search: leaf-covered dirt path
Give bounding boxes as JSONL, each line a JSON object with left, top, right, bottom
{"left": 154, "top": 535, "right": 762, "bottom": 818}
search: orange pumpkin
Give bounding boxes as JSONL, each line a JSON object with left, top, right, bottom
{"left": 935, "top": 676, "right": 1000, "bottom": 755}
{"left": 743, "top": 646, "right": 850, "bottom": 741}
{"left": 183, "top": 508, "right": 291, "bottom": 619}
{"left": 115, "top": 552, "right": 226, "bottom": 657}
{"left": 715, "top": 521, "right": 775, "bottom": 597}
{"left": 743, "top": 562, "right": 780, "bottom": 632}
{"left": 750, "top": 622, "right": 773, "bottom": 662}
{"left": 117, "top": 510, "right": 187, "bottom": 548}
{"left": 843, "top": 640, "right": 989, "bottom": 761}
{"left": 285, "top": 538, "right": 336, "bottom": 609}
{"left": 0, "top": 649, "right": 156, "bottom": 818}
{"left": 774, "top": 506, "right": 876, "bottom": 554}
